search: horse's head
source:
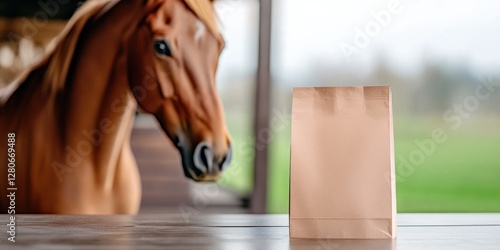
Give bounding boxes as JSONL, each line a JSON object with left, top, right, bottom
{"left": 126, "top": 0, "right": 231, "bottom": 181}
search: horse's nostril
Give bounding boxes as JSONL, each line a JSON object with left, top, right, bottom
{"left": 192, "top": 142, "right": 232, "bottom": 177}
{"left": 219, "top": 144, "right": 232, "bottom": 171}
{"left": 193, "top": 142, "right": 214, "bottom": 173}
{"left": 173, "top": 136, "right": 181, "bottom": 148}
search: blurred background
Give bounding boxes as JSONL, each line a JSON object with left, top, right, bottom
{"left": 0, "top": 0, "right": 499, "bottom": 214}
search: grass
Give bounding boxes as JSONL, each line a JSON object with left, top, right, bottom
{"left": 392, "top": 117, "right": 500, "bottom": 212}
{"left": 220, "top": 114, "right": 500, "bottom": 213}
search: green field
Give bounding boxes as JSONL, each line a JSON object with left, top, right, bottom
{"left": 220, "top": 116, "right": 500, "bottom": 213}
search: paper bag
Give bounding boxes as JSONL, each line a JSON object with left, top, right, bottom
{"left": 289, "top": 86, "right": 396, "bottom": 239}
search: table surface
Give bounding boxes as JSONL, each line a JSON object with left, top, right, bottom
{"left": 1, "top": 213, "right": 499, "bottom": 250}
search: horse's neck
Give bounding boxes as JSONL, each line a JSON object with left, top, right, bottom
{"left": 60, "top": 0, "right": 144, "bottom": 187}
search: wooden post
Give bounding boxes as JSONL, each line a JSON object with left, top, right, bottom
{"left": 251, "top": 0, "right": 273, "bottom": 214}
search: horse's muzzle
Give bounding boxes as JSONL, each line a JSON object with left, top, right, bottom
{"left": 180, "top": 141, "right": 232, "bottom": 182}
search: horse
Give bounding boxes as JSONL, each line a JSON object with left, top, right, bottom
{"left": 0, "top": 0, "right": 232, "bottom": 214}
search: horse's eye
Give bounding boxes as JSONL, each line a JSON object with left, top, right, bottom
{"left": 154, "top": 40, "right": 172, "bottom": 57}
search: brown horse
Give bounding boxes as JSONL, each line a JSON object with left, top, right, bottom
{"left": 0, "top": 0, "right": 232, "bottom": 214}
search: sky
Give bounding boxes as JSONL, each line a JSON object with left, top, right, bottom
{"left": 214, "top": 0, "right": 500, "bottom": 86}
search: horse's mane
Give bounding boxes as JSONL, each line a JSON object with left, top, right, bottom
{"left": 43, "top": 1, "right": 112, "bottom": 91}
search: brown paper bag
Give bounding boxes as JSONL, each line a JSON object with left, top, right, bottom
{"left": 289, "top": 86, "right": 396, "bottom": 239}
